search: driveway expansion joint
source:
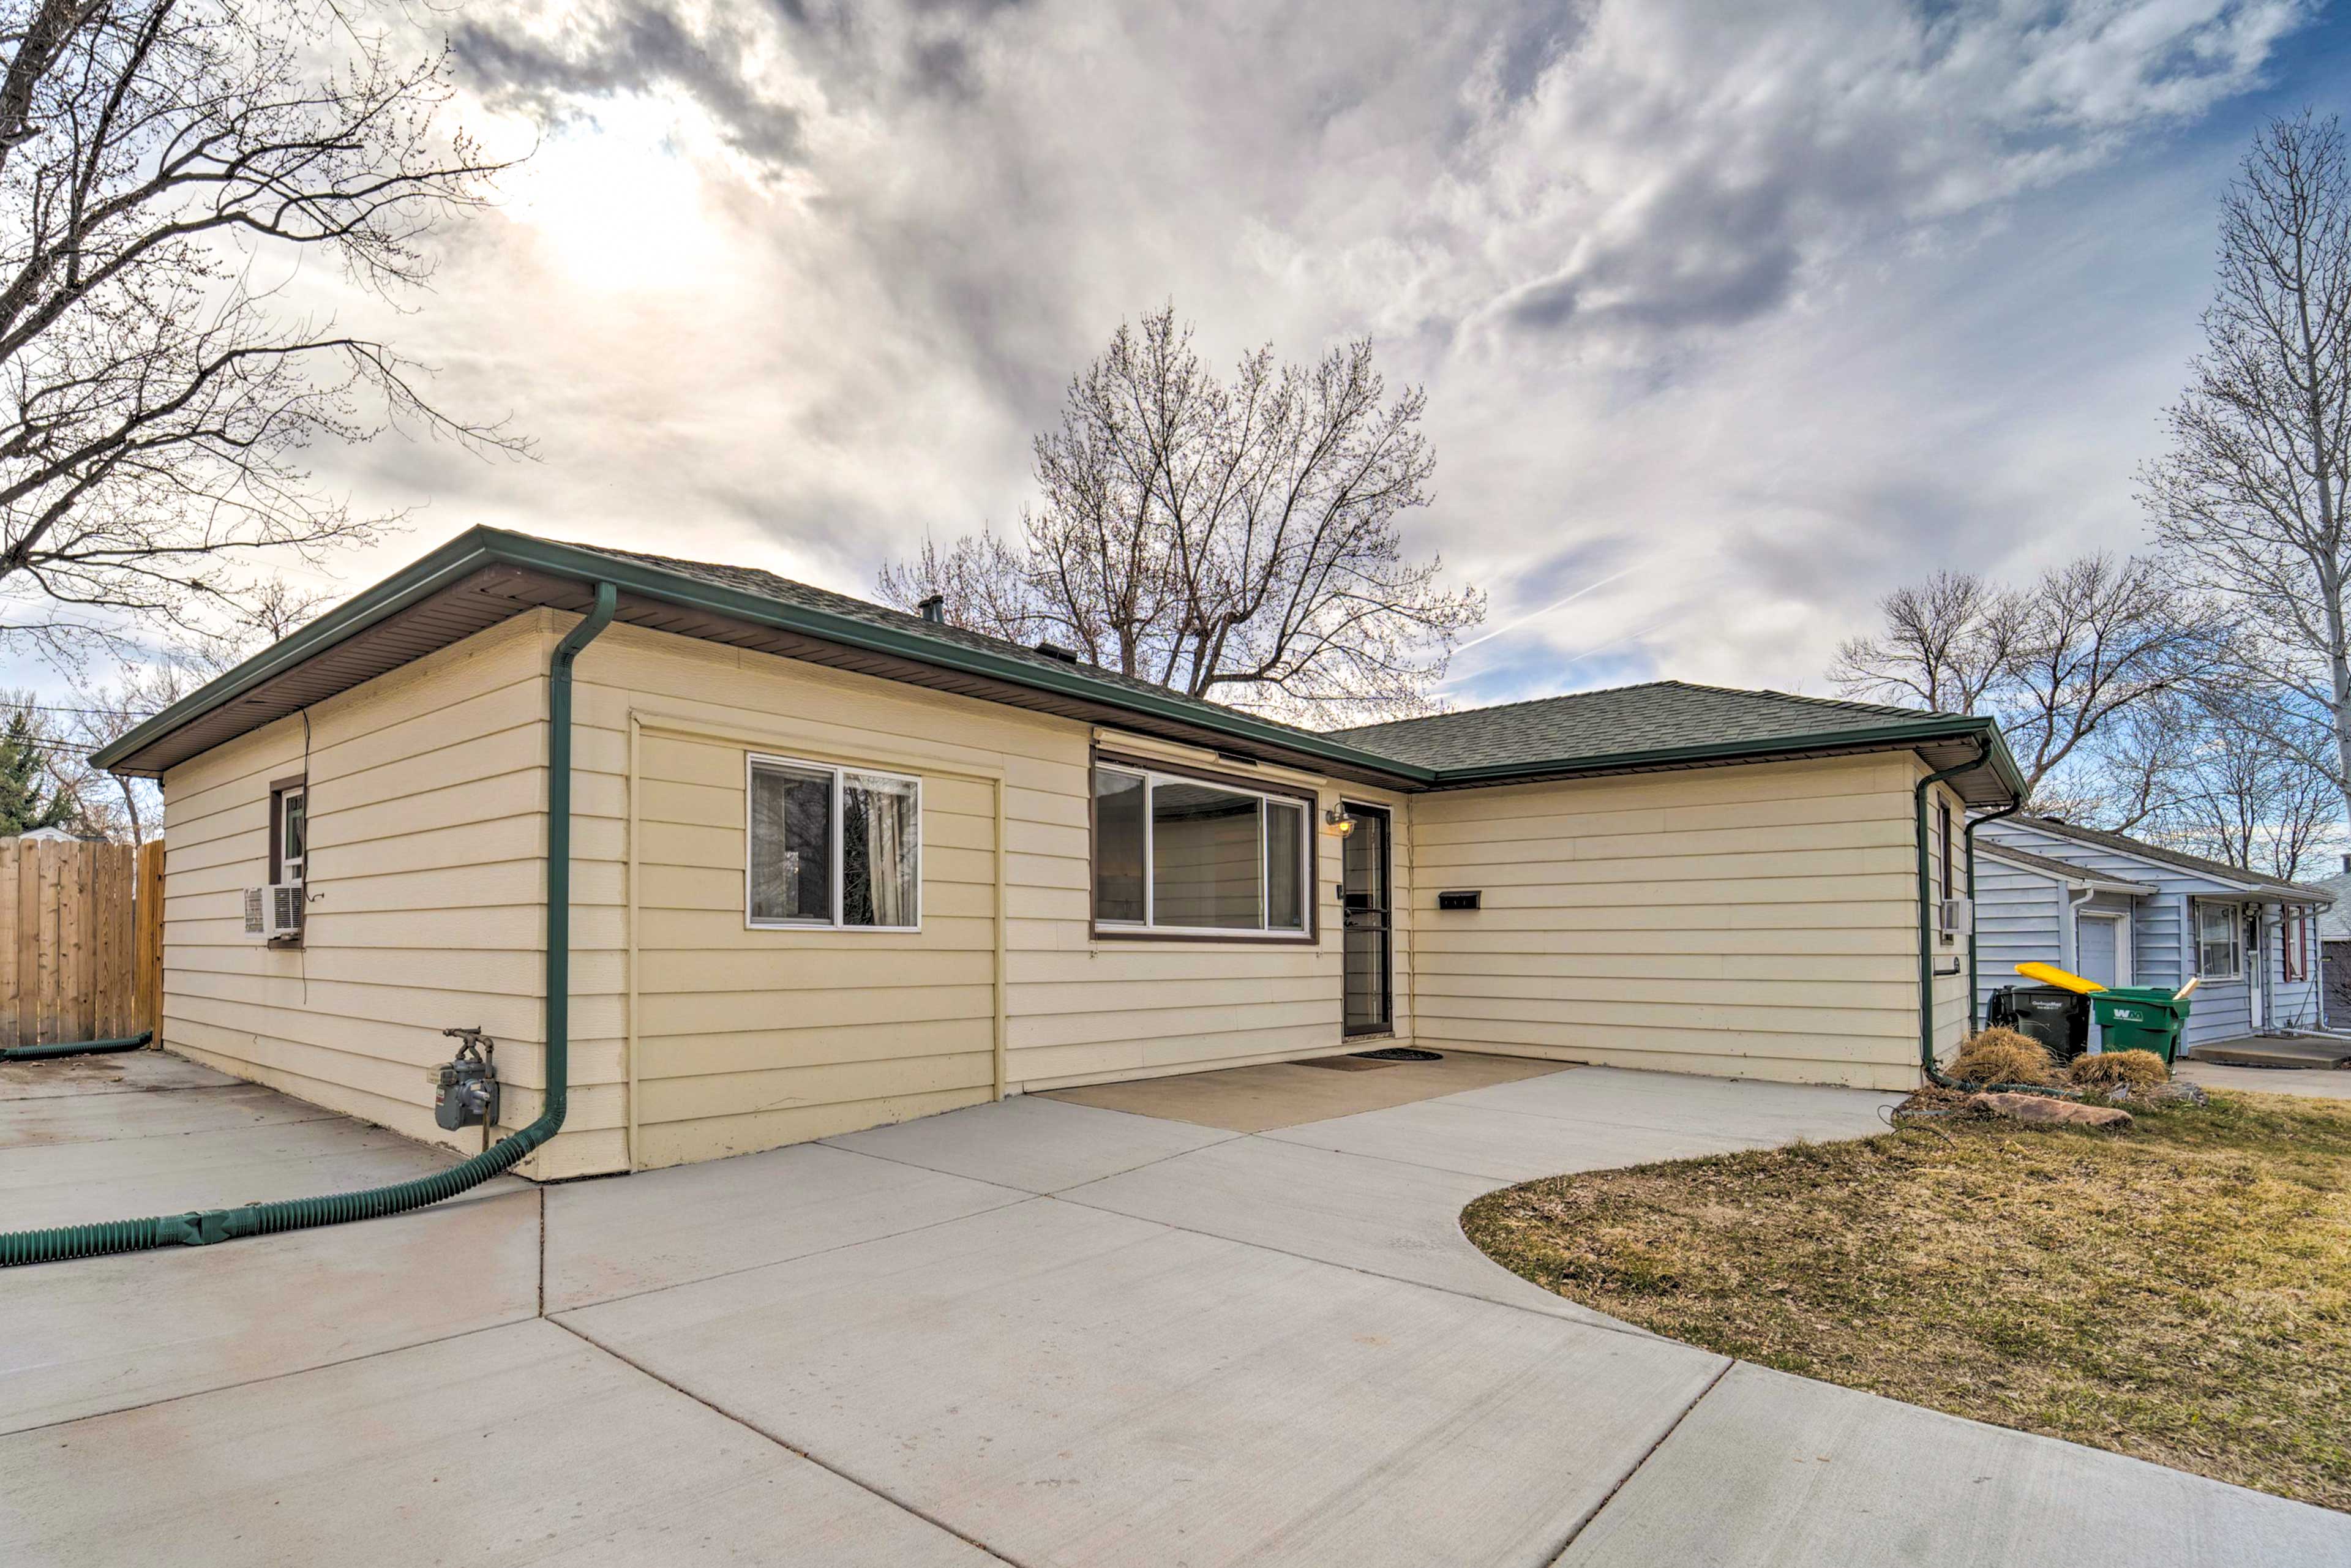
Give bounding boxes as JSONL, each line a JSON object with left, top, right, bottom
{"left": 549, "top": 1316, "right": 1033, "bottom": 1568}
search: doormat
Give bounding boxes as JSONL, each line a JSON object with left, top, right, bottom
{"left": 1352, "top": 1047, "right": 1442, "bottom": 1064}
{"left": 1300, "top": 1054, "right": 1397, "bottom": 1071}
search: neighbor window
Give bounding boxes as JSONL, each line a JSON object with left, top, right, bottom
{"left": 2195, "top": 901, "right": 2242, "bottom": 981}
{"left": 748, "top": 755, "right": 920, "bottom": 929}
{"left": 1092, "top": 760, "right": 1310, "bottom": 937}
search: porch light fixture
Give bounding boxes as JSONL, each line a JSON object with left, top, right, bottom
{"left": 1324, "top": 806, "right": 1356, "bottom": 837}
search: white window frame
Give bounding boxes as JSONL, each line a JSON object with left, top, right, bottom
{"left": 1092, "top": 762, "right": 1312, "bottom": 940}
{"left": 276, "top": 783, "right": 306, "bottom": 886}
{"left": 744, "top": 752, "right": 922, "bottom": 932}
{"left": 2194, "top": 899, "right": 2242, "bottom": 981}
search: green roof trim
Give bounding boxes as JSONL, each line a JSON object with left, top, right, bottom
{"left": 92, "top": 526, "right": 2026, "bottom": 806}
{"left": 90, "top": 527, "right": 1436, "bottom": 784}
{"left": 1427, "top": 713, "right": 2023, "bottom": 793}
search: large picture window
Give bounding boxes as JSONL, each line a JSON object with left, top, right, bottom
{"left": 1092, "top": 760, "right": 1310, "bottom": 938}
{"left": 2195, "top": 901, "right": 2242, "bottom": 981}
{"left": 748, "top": 754, "right": 920, "bottom": 931}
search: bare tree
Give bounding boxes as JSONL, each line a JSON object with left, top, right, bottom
{"left": 0, "top": 0, "right": 517, "bottom": 655}
{"left": 875, "top": 532, "right": 1051, "bottom": 648}
{"left": 2071, "top": 688, "right": 2198, "bottom": 833}
{"left": 878, "top": 307, "right": 1483, "bottom": 724}
{"left": 1830, "top": 570, "right": 2016, "bottom": 716}
{"left": 44, "top": 571, "right": 334, "bottom": 842}
{"left": 2144, "top": 110, "right": 2351, "bottom": 834}
{"left": 2145, "top": 699, "right": 2339, "bottom": 882}
{"left": 1832, "top": 554, "right": 2203, "bottom": 800}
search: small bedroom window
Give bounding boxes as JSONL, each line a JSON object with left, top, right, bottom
{"left": 272, "top": 782, "right": 306, "bottom": 886}
{"left": 2195, "top": 901, "right": 2242, "bottom": 981}
{"left": 1937, "top": 799, "right": 1955, "bottom": 946}
{"left": 746, "top": 755, "right": 920, "bottom": 931}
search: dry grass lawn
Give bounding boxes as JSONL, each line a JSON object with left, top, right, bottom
{"left": 1462, "top": 1088, "right": 2351, "bottom": 1510}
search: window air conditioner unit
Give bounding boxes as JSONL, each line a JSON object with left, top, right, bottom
{"left": 1938, "top": 896, "right": 1974, "bottom": 936}
{"left": 242, "top": 883, "right": 304, "bottom": 941}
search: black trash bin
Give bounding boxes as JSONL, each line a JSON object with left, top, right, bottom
{"left": 1985, "top": 985, "right": 2090, "bottom": 1060}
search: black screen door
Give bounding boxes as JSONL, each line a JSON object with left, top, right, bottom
{"left": 1341, "top": 803, "right": 1392, "bottom": 1037}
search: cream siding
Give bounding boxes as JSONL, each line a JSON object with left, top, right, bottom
{"left": 1408, "top": 755, "right": 1937, "bottom": 1090}
{"left": 569, "top": 622, "right": 1412, "bottom": 1171}
{"left": 156, "top": 614, "right": 612, "bottom": 1176}
{"left": 159, "top": 601, "right": 1967, "bottom": 1179}
{"left": 1925, "top": 776, "right": 1972, "bottom": 1064}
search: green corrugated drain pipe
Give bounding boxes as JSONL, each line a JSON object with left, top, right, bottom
{"left": 1, "top": 1032, "right": 152, "bottom": 1062}
{"left": 0, "top": 583, "right": 618, "bottom": 1268}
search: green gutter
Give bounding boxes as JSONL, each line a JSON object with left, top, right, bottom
{"left": 1430, "top": 715, "right": 2027, "bottom": 800}
{"left": 94, "top": 528, "right": 1436, "bottom": 787}
{"left": 1915, "top": 737, "right": 1991, "bottom": 1087}
{"left": 92, "top": 528, "right": 527, "bottom": 775}
{"left": 97, "top": 525, "right": 2027, "bottom": 803}
{"left": 1, "top": 583, "right": 618, "bottom": 1267}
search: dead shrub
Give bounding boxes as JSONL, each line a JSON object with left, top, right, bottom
{"left": 1948, "top": 1027, "right": 2061, "bottom": 1087}
{"left": 2069, "top": 1050, "right": 2170, "bottom": 1090}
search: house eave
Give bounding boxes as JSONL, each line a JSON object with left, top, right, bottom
{"left": 1978, "top": 846, "right": 2158, "bottom": 897}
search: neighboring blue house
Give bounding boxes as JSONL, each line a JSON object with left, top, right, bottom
{"left": 2311, "top": 858, "right": 2351, "bottom": 1029}
{"left": 1976, "top": 816, "right": 2334, "bottom": 1054}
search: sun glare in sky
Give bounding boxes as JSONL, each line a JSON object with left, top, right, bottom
{"left": 511, "top": 97, "right": 725, "bottom": 292}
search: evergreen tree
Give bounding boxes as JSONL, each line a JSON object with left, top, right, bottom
{"left": 0, "top": 713, "right": 72, "bottom": 836}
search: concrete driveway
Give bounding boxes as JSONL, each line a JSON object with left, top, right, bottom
{"left": 4, "top": 1051, "right": 2345, "bottom": 1566}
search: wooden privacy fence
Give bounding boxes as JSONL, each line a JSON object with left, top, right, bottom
{"left": 0, "top": 839, "right": 164, "bottom": 1048}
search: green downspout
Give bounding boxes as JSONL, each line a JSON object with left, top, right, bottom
{"left": 0, "top": 585, "right": 619, "bottom": 1267}
{"left": 1915, "top": 738, "right": 1992, "bottom": 1087}
{"left": 1, "top": 1032, "right": 151, "bottom": 1062}
{"left": 1962, "top": 800, "right": 2025, "bottom": 1032}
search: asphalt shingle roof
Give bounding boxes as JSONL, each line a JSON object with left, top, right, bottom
{"left": 1980, "top": 841, "right": 2158, "bottom": 891}
{"left": 92, "top": 525, "right": 2022, "bottom": 797}
{"left": 2005, "top": 816, "right": 2334, "bottom": 906}
{"left": 569, "top": 545, "right": 2016, "bottom": 793}
{"left": 1330, "top": 680, "right": 1943, "bottom": 770}
{"left": 2312, "top": 870, "right": 2351, "bottom": 939}
{"left": 568, "top": 541, "right": 1354, "bottom": 754}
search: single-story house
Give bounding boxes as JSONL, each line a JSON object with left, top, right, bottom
{"left": 1976, "top": 816, "right": 2334, "bottom": 1053}
{"left": 92, "top": 527, "right": 2023, "bottom": 1180}
{"left": 2311, "top": 858, "right": 2351, "bottom": 1029}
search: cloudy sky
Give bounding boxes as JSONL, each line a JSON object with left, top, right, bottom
{"left": 276, "top": 0, "right": 2349, "bottom": 711}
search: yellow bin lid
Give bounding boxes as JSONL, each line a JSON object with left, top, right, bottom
{"left": 2014, "top": 961, "right": 2105, "bottom": 995}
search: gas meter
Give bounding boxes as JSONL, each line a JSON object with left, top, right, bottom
{"left": 432, "top": 1026, "right": 500, "bottom": 1131}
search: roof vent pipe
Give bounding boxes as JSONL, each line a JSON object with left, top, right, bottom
{"left": 918, "top": 594, "right": 945, "bottom": 625}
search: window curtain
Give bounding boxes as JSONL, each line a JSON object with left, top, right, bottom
{"left": 850, "top": 773, "right": 917, "bottom": 926}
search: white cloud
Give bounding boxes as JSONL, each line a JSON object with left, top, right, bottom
{"left": 279, "top": 0, "right": 2309, "bottom": 707}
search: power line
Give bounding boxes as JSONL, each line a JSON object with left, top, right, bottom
{"left": 0, "top": 702, "right": 162, "bottom": 719}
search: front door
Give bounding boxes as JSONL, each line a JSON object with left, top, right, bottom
{"left": 2248, "top": 909, "right": 2267, "bottom": 1029}
{"left": 1341, "top": 802, "right": 1392, "bottom": 1037}
{"left": 2077, "top": 916, "right": 2120, "bottom": 989}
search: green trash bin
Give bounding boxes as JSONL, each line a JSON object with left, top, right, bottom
{"left": 2088, "top": 986, "right": 2191, "bottom": 1064}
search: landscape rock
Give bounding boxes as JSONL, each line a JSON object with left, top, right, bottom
{"left": 1965, "top": 1092, "right": 2132, "bottom": 1129}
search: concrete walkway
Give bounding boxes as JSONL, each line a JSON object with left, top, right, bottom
{"left": 2179, "top": 1059, "right": 2351, "bottom": 1100}
{"left": 4, "top": 1052, "right": 2345, "bottom": 1566}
